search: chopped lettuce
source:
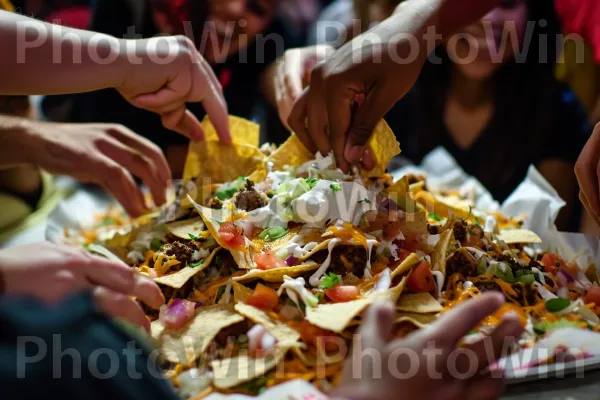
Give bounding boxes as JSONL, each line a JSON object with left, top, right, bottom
{"left": 215, "top": 177, "right": 248, "bottom": 200}
{"left": 190, "top": 260, "right": 204, "bottom": 268}
{"left": 150, "top": 238, "right": 163, "bottom": 252}
{"left": 533, "top": 318, "right": 583, "bottom": 334}
{"left": 330, "top": 183, "right": 341, "bottom": 192}
{"left": 515, "top": 270, "right": 535, "bottom": 285}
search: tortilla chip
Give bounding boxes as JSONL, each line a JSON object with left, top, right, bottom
{"left": 390, "top": 253, "right": 420, "bottom": 280}
{"left": 232, "top": 281, "right": 254, "bottom": 303}
{"left": 265, "top": 134, "right": 314, "bottom": 172}
{"left": 233, "top": 262, "right": 319, "bottom": 284}
{"left": 191, "top": 201, "right": 255, "bottom": 270}
{"left": 385, "top": 176, "right": 417, "bottom": 212}
{"left": 409, "top": 181, "right": 425, "bottom": 195}
{"left": 184, "top": 141, "right": 266, "bottom": 183}
{"left": 395, "top": 312, "right": 438, "bottom": 328}
{"left": 151, "top": 304, "right": 244, "bottom": 365}
{"left": 153, "top": 246, "right": 221, "bottom": 289}
{"left": 413, "top": 191, "right": 470, "bottom": 220}
{"left": 234, "top": 303, "right": 300, "bottom": 343}
{"left": 306, "top": 299, "right": 371, "bottom": 333}
{"left": 166, "top": 217, "right": 205, "bottom": 240}
{"left": 201, "top": 115, "right": 260, "bottom": 147}
{"left": 363, "top": 119, "right": 401, "bottom": 178}
{"left": 396, "top": 292, "right": 443, "bottom": 313}
{"left": 497, "top": 229, "right": 542, "bottom": 244}
{"left": 399, "top": 211, "right": 429, "bottom": 236}
{"left": 211, "top": 347, "right": 286, "bottom": 389}
{"left": 432, "top": 229, "right": 455, "bottom": 276}
{"left": 368, "top": 274, "right": 409, "bottom": 303}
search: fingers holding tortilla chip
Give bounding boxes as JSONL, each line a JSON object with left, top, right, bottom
{"left": 363, "top": 119, "right": 401, "bottom": 178}
{"left": 200, "top": 115, "right": 260, "bottom": 147}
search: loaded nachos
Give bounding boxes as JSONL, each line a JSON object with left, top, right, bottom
{"left": 69, "top": 116, "right": 600, "bottom": 398}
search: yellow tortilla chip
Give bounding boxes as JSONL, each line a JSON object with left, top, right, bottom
{"left": 233, "top": 262, "right": 319, "bottom": 284}
{"left": 151, "top": 304, "right": 244, "bottom": 365}
{"left": 362, "top": 119, "right": 401, "bottom": 178}
{"left": 497, "top": 229, "right": 542, "bottom": 244}
{"left": 409, "top": 181, "right": 425, "bottom": 195}
{"left": 265, "top": 134, "right": 314, "bottom": 172}
{"left": 232, "top": 281, "right": 254, "bottom": 303}
{"left": 211, "top": 347, "right": 286, "bottom": 389}
{"left": 184, "top": 141, "right": 266, "bottom": 183}
{"left": 234, "top": 303, "right": 300, "bottom": 343}
{"left": 385, "top": 176, "right": 417, "bottom": 212}
{"left": 390, "top": 253, "right": 420, "bottom": 280}
{"left": 166, "top": 217, "right": 205, "bottom": 240}
{"left": 200, "top": 115, "right": 260, "bottom": 147}
{"left": 414, "top": 191, "right": 470, "bottom": 220}
{"left": 396, "top": 292, "right": 443, "bottom": 313}
{"left": 395, "top": 312, "right": 438, "bottom": 328}
{"left": 432, "top": 229, "right": 455, "bottom": 276}
{"left": 367, "top": 274, "right": 409, "bottom": 303}
{"left": 153, "top": 246, "right": 221, "bottom": 289}
{"left": 305, "top": 299, "right": 371, "bottom": 333}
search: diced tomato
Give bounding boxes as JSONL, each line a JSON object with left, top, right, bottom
{"left": 218, "top": 221, "right": 245, "bottom": 248}
{"left": 389, "top": 249, "right": 412, "bottom": 271}
{"left": 245, "top": 283, "right": 280, "bottom": 311}
{"left": 325, "top": 285, "right": 360, "bottom": 303}
{"left": 300, "top": 320, "right": 340, "bottom": 353}
{"left": 562, "top": 262, "right": 580, "bottom": 277}
{"left": 541, "top": 253, "right": 566, "bottom": 274}
{"left": 583, "top": 286, "right": 600, "bottom": 305}
{"left": 465, "top": 226, "right": 484, "bottom": 247}
{"left": 254, "top": 252, "right": 286, "bottom": 270}
{"left": 406, "top": 261, "right": 435, "bottom": 293}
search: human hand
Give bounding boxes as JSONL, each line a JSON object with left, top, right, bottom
{"left": 332, "top": 293, "right": 523, "bottom": 400}
{"left": 575, "top": 123, "right": 600, "bottom": 226}
{"left": 0, "top": 242, "right": 164, "bottom": 331}
{"left": 117, "top": 36, "right": 231, "bottom": 143}
{"left": 20, "top": 121, "right": 171, "bottom": 217}
{"left": 275, "top": 45, "right": 333, "bottom": 128}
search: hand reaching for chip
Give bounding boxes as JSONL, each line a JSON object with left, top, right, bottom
{"left": 332, "top": 293, "right": 523, "bottom": 400}
{"left": 0, "top": 242, "right": 164, "bottom": 331}
{"left": 576, "top": 122, "right": 600, "bottom": 226}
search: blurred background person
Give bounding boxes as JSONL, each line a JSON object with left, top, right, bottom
{"left": 276, "top": 0, "right": 592, "bottom": 233}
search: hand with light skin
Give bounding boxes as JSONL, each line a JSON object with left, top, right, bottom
{"left": 288, "top": 0, "right": 501, "bottom": 172}
{"left": 332, "top": 293, "right": 523, "bottom": 400}
{"left": 274, "top": 44, "right": 334, "bottom": 128}
{"left": 0, "top": 10, "right": 230, "bottom": 142}
{"left": 0, "top": 241, "right": 165, "bottom": 331}
{"left": 576, "top": 123, "right": 600, "bottom": 226}
{"left": 0, "top": 117, "right": 171, "bottom": 216}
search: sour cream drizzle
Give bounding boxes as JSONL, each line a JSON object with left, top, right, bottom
{"left": 364, "top": 239, "right": 378, "bottom": 279}
{"left": 309, "top": 238, "right": 341, "bottom": 286}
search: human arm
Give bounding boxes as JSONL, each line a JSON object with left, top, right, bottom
{"left": 0, "top": 10, "right": 230, "bottom": 141}
{"left": 0, "top": 116, "right": 171, "bottom": 216}
{"left": 288, "top": 0, "right": 501, "bottom": 171}
{"left": 538, "top": 160, "right": 577, "bottom": 232}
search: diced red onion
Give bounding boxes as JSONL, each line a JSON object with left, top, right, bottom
{"left": 533, "top": 282, "right": 557, "bottom": 301}
{"left": 260, "top": 331, "right": 277, "bottom": 352}
{"left": 557, "top": 287, "right": 569, "bottom": 299}
{"left": 159, "top": 299, "right": 196, "bottom": 329}
{"left": 558, "top": 269, "right": 575, "bottom": 284}
{"left": 576, "top": 271, "right": 594, "bottom": 290}
{"left": 465, "top": 247, "right": 486, "bottom": 260}
{"left": 248, "top": 324, "right": 266, "bottom": 356}
{"left": 285, "top": 256, "right": 298, "bottom": 266}
{"left": 238, "top": 219, "right": 255, "bottom": 238}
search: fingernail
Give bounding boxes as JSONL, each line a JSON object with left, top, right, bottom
{"left": 345, "top": 144, "right": 365, "bottom": 163}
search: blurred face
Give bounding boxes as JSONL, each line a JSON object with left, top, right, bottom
{"left": 203, "top": 0, "right": 278, "bottom": 62}
{"left": 446, "top": 0, "right": 528, "bottom": 80}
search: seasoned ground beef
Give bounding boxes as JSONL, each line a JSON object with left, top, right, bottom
{"left": 511, "top": 282, "right": 540, "bottom": 306}
{"left": 474, "top": 280, "right": 502, "bottom": 293}
{"left": 161, "top": 241, "right": 195, "bottom": 266}
{"left": 310, "top": 246, "right": 372, "bottom": 278}
{"left": 234, "top": 180, "right": 267, "bottom": 212}
{"left": 445, "top": 249, "right": 478, "bottom": 278}
{"left": 215, "top": 321, "right": 249, "bottom": 346}
{"left": 453, "top": 220, "right": 467, "bottom": 243}
{"left": 428, "top": 224, "right": 442, "bottom": 235}
{"left": 208, "top": 197, "right": 224, "bottom": 209}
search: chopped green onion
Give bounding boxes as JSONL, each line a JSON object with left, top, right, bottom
{"left": 428, "top": 213, "right": 442, "bottom": 221}
{"left": 190, "top": 259, "right": 204, "bottom": 268}
{"left": 304, "top": 178, "right": 318, "bottom": 188}
{"left": 188, "top": 233, "right": 200, "bottom": 241}
{"left": 259, "top": 227, "right": 289, "bottom": 242}
{"left": 517, "top": 273, "right": 535, "bottom": 285}
{"left": 545, "top": 298, "right": 571, "bottom": 313}
{"left": 493, "top": 265, "right": 515, "bottom": 283}
{"left": 359, "top": 198, "right": 372, "bottom": 204}
{"left": 533, "top": 318, "right": 582, "bottom": 334}
{"left": 319, "top": 272, "right": 342, "bottom": 289}
{"left": 330, "top": 183, "right": 341, "bottom": 192}
{"left": 215, "top": 255, "right": 222, "bottom": 265}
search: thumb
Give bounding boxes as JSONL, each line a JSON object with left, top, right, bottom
{"left": 344, "top": 84, "right": 396, "bottom": 165}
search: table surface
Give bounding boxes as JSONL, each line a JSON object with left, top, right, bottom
{"left": 3, "top": 186, "right": 600, "bottom": 399}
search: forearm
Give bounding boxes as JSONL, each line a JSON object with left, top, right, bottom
{"left": 0, "top": 115, "right": 41, "bottom": 167}
{"left": 0, "top": 10, "right": 133, "bottom": 95}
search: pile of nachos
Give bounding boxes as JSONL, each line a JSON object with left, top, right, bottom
{"left": 72, "top": 116, "right": 600, "bottom": 398}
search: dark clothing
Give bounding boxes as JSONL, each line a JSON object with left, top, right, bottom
{"left": 0, "top": 292, "right": 179, "bottom": 400}
{"left": 69, "top": 0, "right": 297, "bottom": 149}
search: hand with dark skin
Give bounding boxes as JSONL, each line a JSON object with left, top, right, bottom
{"left": 333, "top": 293, "right": 523, "bottom": 400}
{"left": 576, "top": 123, "right": 600, "bottom": 226}
{"left": 288, "top": 0, "right": 501, "bottom": 172}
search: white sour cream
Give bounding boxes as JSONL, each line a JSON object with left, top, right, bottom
{"left": 309, "top": 238, "right": 342, "bottom": 286}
